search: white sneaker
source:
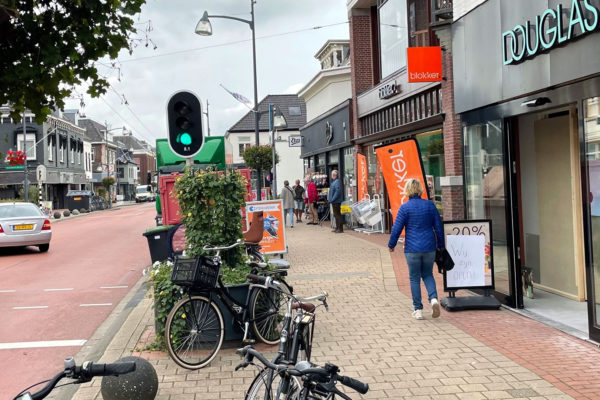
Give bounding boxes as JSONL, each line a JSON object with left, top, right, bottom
{"left": 412, "top": 310, "right": 423, "bottom": 320}
{"left": 431, "top": 298, "right": 440, "bottom": 318}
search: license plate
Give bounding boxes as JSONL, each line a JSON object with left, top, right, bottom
{"left": 14, "top": 224, "right": 33, "bottom": 231}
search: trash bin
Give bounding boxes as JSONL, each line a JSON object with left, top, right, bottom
{"left": 66, "top": 190, "right": 93, "bottom": 212}
{"left": 142, "top": 225, "right": 175, "bottom": 264}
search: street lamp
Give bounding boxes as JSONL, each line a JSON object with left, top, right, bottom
{"left": 269, "top": 104, "right": 287, "bottom": 197}
{"left": 195, "top": 2, "right": 262, "bottom": 198}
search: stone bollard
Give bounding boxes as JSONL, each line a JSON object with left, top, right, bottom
{"left": 72, "top": 209, "right": 80, "bottom": 215}
{"left": 100, "top": 356, "right": 158, "bottom": 400}
{"left": 63, "top": 210, "right": 71, "bottom": 217}
{"left": 53, "top": 211, "right": 61, "bottom": 219}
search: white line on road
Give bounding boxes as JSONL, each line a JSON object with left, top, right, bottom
{"left": 44, "top": 288, "right": 74, "bottom": 292}
{"left": 79, "top": 303, "right": 112, "bottom": 307}
{"left": 0, "top": 339, "right": 87, "bottom": 350}
{"left": 0, "top": 290, "right": 16, "bottom": 293}
{"left": 100, "top": 286, "right": 128, "bottom": 289}
{"left": 13, "top": 306, "right": 48, "bottom": 310}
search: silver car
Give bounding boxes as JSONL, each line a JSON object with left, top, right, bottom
{"left": 0, "top": 202, "right": 52, "bottom": 252}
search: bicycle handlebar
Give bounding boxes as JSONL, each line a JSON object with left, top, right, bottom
{"left": 202, "top": 240, "right": 243, "bottom": 252}
{"left": 14, "top": 358, "right": 136, "bottom": 400}
{"left": 246, "top": 274, "right": 325, "bottom": 305}
{"left": 235, "top": 346, "right": 368, "bottom": 396}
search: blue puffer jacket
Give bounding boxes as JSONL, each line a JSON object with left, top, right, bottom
{"left": 388, "top": 196, "right": 444, "bottom": 253}
{"left": 328, "top": 178, "right": 343, "bottom": 204}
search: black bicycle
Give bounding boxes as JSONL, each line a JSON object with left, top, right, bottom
{"left": 165, "top": 240, "right": 293, "bottom": 369}
{"left": 13, "top": 357, "right": 136, "bottom": 400}
{"left": 243, "top": 274, "right": 328, "bottom": 400}
{"left": 237, "top": 346, "right": 369, "bottom": 400}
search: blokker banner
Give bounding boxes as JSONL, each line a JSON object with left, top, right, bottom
{"left": 375, "top": 138, "right": 428, "bottom": 222}
{"left": 246, "top": 199, "right": 287, "bottom": 254}
{"left": 407, "top": 46, "right": 443, "bottom": 83}
{"left": 357, "top": 153, "right": 368, "bottom": 201}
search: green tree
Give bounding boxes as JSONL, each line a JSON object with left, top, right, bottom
{"left": 0, "top": 0, "right": 145, "bottom": 122}
{"left": 101, "top": 176, "right": 115, "bottom": 201}
{"left": 242, "top": 145, "right": 279, "bottom": 172}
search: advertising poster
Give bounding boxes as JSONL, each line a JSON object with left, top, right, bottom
{"left": 442, "top": 219, "right": 494, "bottom": 291}
{"left": 375, "top": 138, "right": 428, "bottom": 222}
{"left": 246, "top": 199, "right": 287, "bottom": 254}
{"left": 357, "top": 153, "right": 368, "bottom": 201}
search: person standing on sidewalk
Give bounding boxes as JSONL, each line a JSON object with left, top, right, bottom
{"left": 280, "top": 180, "right": 295, "bottom": 228}
{"left": 388, "top": 179, "right": 442, "bottom": 320}
{"left": 328, "top": 170, "right": 343, "bottom": 233}
{"left": 307, "top": 177, "right": 319, "bottom": 225}
{"left": 293, "top": 179, "right": 305, "bottom": 223}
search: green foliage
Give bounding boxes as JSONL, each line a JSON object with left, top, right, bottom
{"left": 102, "top": 176, "right": 115, "bottom": 189}
{"left": 174, "top": 168, "right": 247, "bottom": 269}
{"left": 427, "top": 138, "right": 445, "bottom": 156}
{"left": 242, "top": 145, "right": 278, "bottom": 172}
{"left": 16, "top": 184, "right": 44, "bottom": 203}
{"left": 97, "top": 186, "right": 107, "bottom": 200}
{"left": 146, "top": 261, "right": 181, "bottom": 350}
{"left": 0, "top": 0, "right": 145, "bottom": 123}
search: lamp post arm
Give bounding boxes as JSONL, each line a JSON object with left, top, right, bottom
{"left": 207, "top": 14, "right": 253, "bottom": 28}
{"left": 23, "top": 125, "right": 58, "bottom": 156}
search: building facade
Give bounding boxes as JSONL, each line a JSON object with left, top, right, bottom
{"left": 0, "top": 108, "right": 87, "bottom": 208}
{"left": 452, "top": 0, "right": 600, "bottom": 342}
{"left": 347, "top": 0, "right": 461, "bottom": 234}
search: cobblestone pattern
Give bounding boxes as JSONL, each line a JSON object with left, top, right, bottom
{"left": 71, "top": 223, "right": 576, "bottom": 399}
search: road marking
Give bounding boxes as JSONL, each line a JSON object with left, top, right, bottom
{"left": 79, "top": 303, "right": 112, "bottom": 307}
{"left": 13, "top": 306, "right": 48, "bottom": 310}
{"left": 100, "top": 286, "right": 128, "bottom": 289}
{"left": 0, "top": 290, "right": 16, "bottom": 293}
{"left": 0, "top": 339, "right": 87, "bottom": 350}
{"left": 44, "top": 288, "right": 74, "bottom": 292}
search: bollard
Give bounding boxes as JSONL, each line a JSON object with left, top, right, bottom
{"left": 100, "top": 356, "right": 158, "bottom": 400}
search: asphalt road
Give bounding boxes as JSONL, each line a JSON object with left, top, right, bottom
{"left": 0, "top": 203, "right": 156, "bottom": 398}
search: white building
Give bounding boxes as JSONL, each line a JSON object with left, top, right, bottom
{"left": 225, "top": 94, "right": 306, "bottom": 196}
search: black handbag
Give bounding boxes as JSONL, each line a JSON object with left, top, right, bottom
{"left": 435, "top": 248, "right": 455, "bottom": 274}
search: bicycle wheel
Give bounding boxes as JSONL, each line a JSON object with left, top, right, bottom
{"left": 165, "top": 295, "right": 224, "bottom": 369}
{"left": 250, "top": 281, "right": 291, "bottom": 345}
{"left": 245, "top": 368, "right": 301, "bottom": 400}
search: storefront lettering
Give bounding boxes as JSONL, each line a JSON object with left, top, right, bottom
{"left": 502, "top": 0, "right": 599, "bottom": 65}
{"left": 378, "top": 81, "right": 400, "bottom": 100}
{"left": 390, "top": 150, "right": 409, "bottom": 204}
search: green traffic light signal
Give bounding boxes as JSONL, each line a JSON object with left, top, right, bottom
{"left": 178, "top": 132, "right": 192, "bottom": 145}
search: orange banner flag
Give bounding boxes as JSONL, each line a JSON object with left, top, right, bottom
{"left": 375, "top": 138, "right": 428, "bottom": 222}
{"left": 357, "top": 153, "right": 368, "bottom": 201}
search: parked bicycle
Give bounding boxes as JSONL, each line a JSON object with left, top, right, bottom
{"left": 165, "top": 240, "right": 293, "bottom": 369}
{"left": 243, "top": 274, "right": 328, "bottom": 400}
{"left": 237, "top": 346, "right": 369, "bottom": 400}
{"left": 13, "top": 357, "right": 136, "bottom": 400}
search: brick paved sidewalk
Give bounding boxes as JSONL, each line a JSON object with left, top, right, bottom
{"left": 71, "top": 222, "right": 595, "bottom": 399}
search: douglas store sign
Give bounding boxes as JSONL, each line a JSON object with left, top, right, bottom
{"left": 502, "top": 0, "right": 599, "bottom": 65}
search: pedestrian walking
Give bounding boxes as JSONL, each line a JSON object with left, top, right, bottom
{"left": 280, "top": 180, "right": 295, "bottom": 228}
{"left": 292, "top": 179, "right": 305, "bottom": 223}
{"left": 328, "top": 170, "right": 343, "bottom": 233}
{"left": 307, "top": 177, "right": 319, "bottom": 225}
{"left": 388, "top": 179, "right": 443, "bottom": 320}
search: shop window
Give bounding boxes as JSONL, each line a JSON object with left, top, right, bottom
{"left": 343, "top": 148, "right": 354, "bottom": 202}
{"left": 464, "top": 121, "right": 510, "bottom": 295}
{"left": 416, "top": 130, "right": 445, "bottom": 216}
{"left": 379, "top": 0, "right": 408, "bottom": 79}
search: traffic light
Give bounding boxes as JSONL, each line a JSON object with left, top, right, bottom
{"left": 167, "top": 91, "right": 203, "bottom": 158}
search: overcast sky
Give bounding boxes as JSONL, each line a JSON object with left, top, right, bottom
{"left": 65, "top": 0, "right": 349, "bottom": 145}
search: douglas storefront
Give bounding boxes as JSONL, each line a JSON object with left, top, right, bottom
{"left": 453, "top": 0, "right": 600, "bottom": 341}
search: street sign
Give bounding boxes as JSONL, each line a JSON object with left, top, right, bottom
{"left": 36, "top": 165, "right": 47, "bottom": 182}
{"left": 288, "top": 135, "right": 303, "bottom": 147}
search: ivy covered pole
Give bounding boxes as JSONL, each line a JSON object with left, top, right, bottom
{"left": 23, "top": 108, "right": 28, "bottom": 203}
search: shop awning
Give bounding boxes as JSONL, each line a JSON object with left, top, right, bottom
{"left": 156, "top": 137, "right": 225, "bottom": 170}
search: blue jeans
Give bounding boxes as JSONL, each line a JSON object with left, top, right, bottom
{"left": 284, "top": 208, "right": 294, "bottom": 226}
{"left": 405, "top": 251, "right": 437, "bottom": 310}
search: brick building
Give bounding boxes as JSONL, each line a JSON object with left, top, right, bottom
{"left": 347, "top": 0, "right": 461, "bottom": 234}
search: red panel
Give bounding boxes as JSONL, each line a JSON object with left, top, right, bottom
{"left": 159, "top": 173, "right": 182, "bottom": 225}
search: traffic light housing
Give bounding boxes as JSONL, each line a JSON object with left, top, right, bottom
{"left": 167, "top": 91, "right": 203, "bottom": 158}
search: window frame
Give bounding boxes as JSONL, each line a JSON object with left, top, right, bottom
{"left": 378, "top": 0, "right": 409, "bottom": 80}
{"left": 17, "top": 133, "right": 37, "bottom": 161}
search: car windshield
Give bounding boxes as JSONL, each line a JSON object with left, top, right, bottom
{"left": 136, "top": 187, "right": 150, "bottom": 194}
{"left": 0, "top": 204, "right": 43, "bottom": 218}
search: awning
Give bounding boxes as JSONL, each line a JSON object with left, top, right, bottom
{"left": 156, "top": 137, "right": 225, "bottom": 170}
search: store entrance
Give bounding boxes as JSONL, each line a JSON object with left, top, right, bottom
{"left": 513, "top": 107, "right": 589, "bottom": 335}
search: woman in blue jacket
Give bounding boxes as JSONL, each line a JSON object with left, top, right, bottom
{"left": 388, "top": 179, "right": 443, "bottom": 320}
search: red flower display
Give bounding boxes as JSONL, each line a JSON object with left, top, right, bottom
{"left": 6, "top": 150, "right": 26, "bottom": 166}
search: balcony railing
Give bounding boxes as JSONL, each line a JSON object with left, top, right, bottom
{"left": 431, "top": 0, "right": 453, "bottom": 24}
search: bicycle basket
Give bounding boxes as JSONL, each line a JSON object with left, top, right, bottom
{"left": 171, "top": 256, "right": 220, "bottom": 289}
